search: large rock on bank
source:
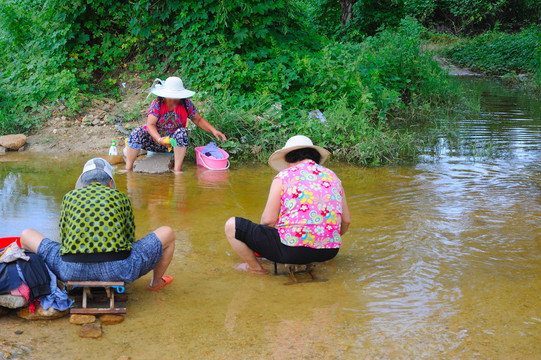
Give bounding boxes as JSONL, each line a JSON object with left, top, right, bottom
{"left": 133, "top": 153, "right": 173, "bottom": 174}
{"left": 0, "top": 134, "right": 26, "bottom": 150}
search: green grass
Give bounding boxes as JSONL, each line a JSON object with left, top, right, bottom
{"left": 444, "top": 26, "right": 541, "bottom": 75}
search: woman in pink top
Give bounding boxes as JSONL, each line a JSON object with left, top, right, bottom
{"left": 225, "top": 135, "right": 351, "bottom": 274}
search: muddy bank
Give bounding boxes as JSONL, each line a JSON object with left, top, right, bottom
{"left": 25, "top": 78, "right": 150, "bottom": 154}
{"left": 436, "top": 57, "right": 484, "bottom": 76}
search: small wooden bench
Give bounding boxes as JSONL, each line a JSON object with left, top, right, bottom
{"left": 273, "top": 263, "right": 327, "bottom": 284}
{"left": 67, "top": 281, "right": 127, "bottom": 315}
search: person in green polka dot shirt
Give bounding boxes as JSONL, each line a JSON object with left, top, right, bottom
{"left": 21, "top": 158, "right": 175, "bottom": 290}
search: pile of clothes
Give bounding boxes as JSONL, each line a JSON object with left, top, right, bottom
{"left": 0, "top": 242, "right": 72, "bottom": 315}
{"left": 201, "top": 142, "right": 224, "bottom": 159}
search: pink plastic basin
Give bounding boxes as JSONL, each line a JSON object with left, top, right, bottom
{"left": 195, "top": 146, "right": 230, "bottom": 170}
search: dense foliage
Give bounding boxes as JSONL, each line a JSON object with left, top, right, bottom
{"left": 1, "top": 0, "right": 535, "bottom": 164}
{"left": 309, "top": 0, "right": 541, "bottom": 39}
{"left": 188, "top": 18, "right": 457, "bottom": 165}
{"left": 444, "top": 26, "right": 541, "bottom": 74}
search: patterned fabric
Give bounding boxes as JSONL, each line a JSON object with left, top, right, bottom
{"left": 59, "top": 183, "right": 135, "bottom": 256}
{"left": 127, "top": 127, "right": 189, "bottom": 152}
{"left": 37, "top": 234, "right": 163, "bottom": 283}
{"left": 148, "top": 97, "right": 197, "bottom": 137}
{"left": 275, "top": 160, "right": 343, "bottom": 249}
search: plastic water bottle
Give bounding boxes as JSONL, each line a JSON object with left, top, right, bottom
{"left": 108, "top": 140, "right": 118, "bottom": 156}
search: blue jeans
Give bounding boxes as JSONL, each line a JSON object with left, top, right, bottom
{"left": 37, "top": 233, "right": 163, "bottom": 283}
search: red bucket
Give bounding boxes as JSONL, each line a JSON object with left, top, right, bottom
{"left": 195, "top": 146, "right": 230, "bottom": 170}
{"left": 0, "top": 237, "right": 21, "bottom": 248}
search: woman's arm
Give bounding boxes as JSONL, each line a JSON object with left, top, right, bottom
{"left": 260, "top": 178, "right": 282, "bottom": 227}
{"left": 191, "top": 112, "right": 227, "bottom": 142}
{"left": 341, "top": 192, "right": 351, "bottom": 235}
{"left": 145, "top": 115, "right": 166, "bottom": 145}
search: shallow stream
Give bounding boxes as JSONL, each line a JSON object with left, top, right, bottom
{"left": 1, "top": 78, "right": 540, "bottom": 359}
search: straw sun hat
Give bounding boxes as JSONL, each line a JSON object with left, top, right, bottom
{"left": 268, "top": 135, "right": 331, "bottom": 172}
{"left": 150, "top": 77, "right": 195, "bottom": 99}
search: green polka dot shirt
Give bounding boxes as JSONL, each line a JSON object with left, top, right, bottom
{"left": 59, "top": 183, "right": 135, "bottom": 261}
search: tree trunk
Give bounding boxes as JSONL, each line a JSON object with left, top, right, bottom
{"left": 339, "top": 0, "right": 358, "bottom": 26}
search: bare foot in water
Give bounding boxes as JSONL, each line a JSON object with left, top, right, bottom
{"left": 234, "top": 263, "right": 269, "bottom": 275}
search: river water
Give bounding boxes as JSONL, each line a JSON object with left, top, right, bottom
{"left": 1, "top": 78, "right": 540, "bottom": 359}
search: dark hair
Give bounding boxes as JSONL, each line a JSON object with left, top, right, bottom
{"left": 285, "top": 148, "right": 321, "bottom": 164}
{"left": 80, "top": 169, "right": 112, "bottom": 186}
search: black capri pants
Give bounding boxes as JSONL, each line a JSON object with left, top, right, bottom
{"left": 235, "top": 217, "right": 339, "bottom": 265}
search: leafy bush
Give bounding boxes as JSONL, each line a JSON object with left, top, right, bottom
{"left": 0, "top": 0, "right": 464, "bottom": 166}
{"left": 0, "top": 0, "right": 79, "bottom": 134}
{"left": 309, "top": 0, "right": 541, "bottom": 38}
{"left": 184, "top": 18, "right": 460, "bottom": 165}
{"left": 444, "top": 26, "right": 541, "bottom": 74}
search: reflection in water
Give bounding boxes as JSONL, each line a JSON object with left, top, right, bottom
{"left": 0, "top": 78, "right": 540, "bottom": 358}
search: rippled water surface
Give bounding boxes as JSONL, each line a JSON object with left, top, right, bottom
{"left": 1, "top": 78, "right": 540, "bottom": 359}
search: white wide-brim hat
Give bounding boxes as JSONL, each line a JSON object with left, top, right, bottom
{"left": 151, "top": 76, "right": 195, "bottom": 99}
{"left": 268, "top": 135, "right": 331, "bottom": 172}
{"left": 75, "top": 158, "right": 116, "bottom": 189}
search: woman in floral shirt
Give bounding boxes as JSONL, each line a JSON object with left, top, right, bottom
{"left": 125, "top": 77, "right": 226, "bottom": 173}
{"left": 224, "top": 135, "right": 351, "bottom": 274}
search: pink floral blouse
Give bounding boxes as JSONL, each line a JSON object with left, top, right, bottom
{"left": 275, "top": 160, "right": 343, "bottom": 249}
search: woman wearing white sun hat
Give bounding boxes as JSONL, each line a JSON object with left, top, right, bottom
{"left": 224, "top": 135, "right": 351, "bottom": 274}
{"left": 125, "top": 76, "right": 227, "bottom": 173}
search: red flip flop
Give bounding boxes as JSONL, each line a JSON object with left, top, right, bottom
{"left": 146, "top": 275, "right": 173, "bottom": 291}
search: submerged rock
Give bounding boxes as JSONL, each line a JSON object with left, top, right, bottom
{"left": 0, "top": 134, "right": 27, "bottom": 150}
{"left": 101, "top": 155, "right": 125, "bottom": 165}
{"left": 100, "top": 314, "right": 124, "bottom": 325}
{"left": 78, "top": 323, "right": 102, "bottom": 338}
{"left": 17, "top": 305, "right": 69, "bottom": 320}
{"left": 70, "top": 314, "right": 96, "bottom": 325}
{"left": 133, "top": 153, "right": 173, "bottom": 173}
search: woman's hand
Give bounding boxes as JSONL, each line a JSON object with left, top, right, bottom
{"left": 211, "top": 129, "right": 227, "bottom": 142}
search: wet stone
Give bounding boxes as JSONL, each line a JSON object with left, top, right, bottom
{"left": 101, "top": 155, "right": 125, "bottom": 165}
{"left": 100, "top": 314, "right": 124, "bottom": 325}
{"left": 17, "top": 305, "right": 69, "bottom": 320}
{"left": 78, "top": 323, "right": 102, "bottom": 339}
{"left": 0, "top": 294, "right": 27, "bottom": 309}
{"left": 70, "top": 314, "right": 96, "bottom": 325}
{"left": 0, "top": 146, "right": 6, "bottom": 155}
{"left": 134, "top": 153, "right": 173, "bottom": 173}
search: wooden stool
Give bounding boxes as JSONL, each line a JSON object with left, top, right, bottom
{"left": 273, "top": 263, "right": 327, "bottom": 284}
{"left": 67, "top": 281, "right": 127, "bottom": 314}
